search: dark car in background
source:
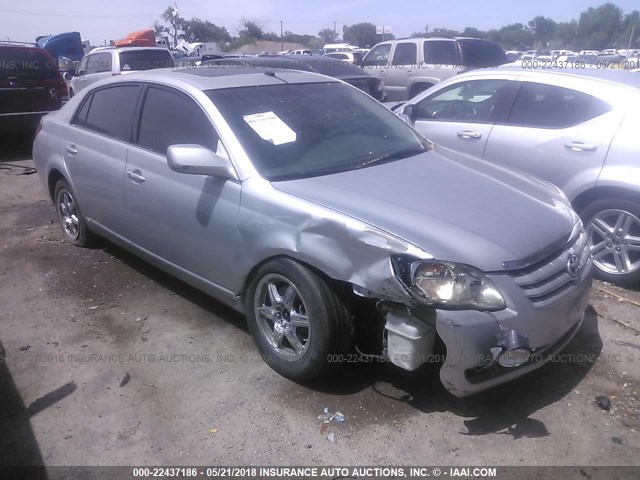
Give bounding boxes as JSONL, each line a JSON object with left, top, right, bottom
{"left": 202, "top": 55, "right": 385, "bottom": 100}
{"left": 0, "top": 45, "right": 67, "bottom": 133}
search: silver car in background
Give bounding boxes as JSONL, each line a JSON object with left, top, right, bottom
{"left": 33, "top": 67, "right": 592, "bottom": 397}
{"left": 393, "top": 68, "right": 640, "bottom": 285}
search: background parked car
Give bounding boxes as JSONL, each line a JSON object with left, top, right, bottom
{"left": 67, "top": 46, "right": 175, "bottom": 97}
{"left": 202, "top": 55, "right": 385, "bottom": 100}
{"left": 391, "top": 68, "right": 640, "bottom": 285}
{"left": 0, "top": 45, "right": 67, "bottom": 133}
{"left": 361, "top": 37, "right": 507, "bottom": 101}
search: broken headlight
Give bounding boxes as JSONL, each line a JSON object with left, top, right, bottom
{"left": 391, "top": 257, "right": 506, "bottom": 311}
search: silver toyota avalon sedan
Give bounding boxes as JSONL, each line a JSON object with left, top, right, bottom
{"left": 33, "top": 67, "right": 592, "bottom": 397}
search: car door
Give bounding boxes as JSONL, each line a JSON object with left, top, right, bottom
{"left": 384, "top": 42, "right": 417, "bottom": 101}
{"left": 70, "top": 56, "right": 89, "bottom": 93}
{"left": 65, "top": 83, "right": 142, "bottom": 235}
{"left": 124, "top": 84, "right": 241, "bottom": 289}
{"left": 361, "top": 43, "right": 392, "bottom": 94}
{"left": 484, "top": 80, "right": 620, "bottom": 195}
{"left": 408, "top": 78, "right": 515, "bottom": 158}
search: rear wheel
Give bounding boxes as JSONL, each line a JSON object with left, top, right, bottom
{"left": 245, "top": 258, "right": 352, "bottom": 381}
{"left": 581, "top": 198, "right": 640, "bottom": 286}
{"left": 54, "top": 179, "right": 93, "bottom": 247}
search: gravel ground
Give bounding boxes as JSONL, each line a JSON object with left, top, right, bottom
{"left": 0, "top": 134, "right": 639, "bottom": 471}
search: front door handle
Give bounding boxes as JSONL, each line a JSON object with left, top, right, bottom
{"left": 457, "top": 130, "right": 482, "bottom": 139}
{"left": 127, "top": 169, "right": 146, "bottom": 183}
{"left": 66, "top": 144, "right": 77, "bottom": 155}
{"left": 564, "top": 142, "right": 597, "bottom": 152}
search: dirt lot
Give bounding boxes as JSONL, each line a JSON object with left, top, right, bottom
{"left": 1, "top": 133, "right": 639, "bottom": 469}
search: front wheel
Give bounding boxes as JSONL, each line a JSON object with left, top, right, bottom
{"left": 581, "top": 198, "right": 640, "bottom": 286}
{"left": 245, "top": 258, "right": 352, "bottom": 381}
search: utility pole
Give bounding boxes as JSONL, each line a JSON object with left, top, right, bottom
{"left": 280, "top": 20, "right": 284, "bottom": 51}
{"left": 333, "top": 21, "right": 336, "bottom": 35}
{"left": 626, "top": 25, "right": 635, "bottom": 59}
{"left": 425, "top": 25, "right": 429, "bottom": 36}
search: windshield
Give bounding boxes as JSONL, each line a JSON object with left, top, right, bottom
{"left": 0, "top": 49, "right": 59, "bottom": 80}
{"left": 118, "top": 50, "right": 175, "bottom": 71}
{"left": 206, "top": 82, "right": 430, "bottom": 180}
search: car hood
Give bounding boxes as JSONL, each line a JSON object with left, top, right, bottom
{"left": 272, "top": 147, "right": 576, "bottom": 272}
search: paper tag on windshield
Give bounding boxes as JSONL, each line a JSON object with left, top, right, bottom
{"left": 243, "top": 111, "right": 297, "bottom": 145}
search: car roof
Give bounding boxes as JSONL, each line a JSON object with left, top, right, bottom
{"left": 99, "top": 66, "right": 339, "bottom": 91}
{"left": 463, "top": 67, "right": 640, "bottom": 90}
{"left": 203, "top": 56, "right": 369, "bottom": 79}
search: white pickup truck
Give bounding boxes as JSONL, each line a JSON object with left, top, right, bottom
{"left": 361, "top": 37, "right": 507, "bottom": 101}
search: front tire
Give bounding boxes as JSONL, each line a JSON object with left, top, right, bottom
{"left": 245, "top": 258, "right": 352, "bottom": 381}
{"left": 581, "top": 198, "right": 640, "bottom": 286}
{"left": 54, "top": 179, "right": 93, "bottom": 247}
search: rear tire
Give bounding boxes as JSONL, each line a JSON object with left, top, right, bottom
{"left": 54, "top": 179, "right": 93, "bottom": 247}
{"left": 245, "top": 258, "right": 352, "bottom": 381}
{"left": 580, "top": 198, "right": 640, "bottom": 286}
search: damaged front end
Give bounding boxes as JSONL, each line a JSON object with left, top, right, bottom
{"left": 363, "top": 224, "right": 593, "bottom": 398}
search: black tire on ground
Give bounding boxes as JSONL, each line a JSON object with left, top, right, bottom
{"left": 69, "top": 89, "right": 74, "bottom": 98}
{"left": 54, "top": 179, "right": 94, "bottom": 247}
{"left": 245, "top": 258, "right": 352, "bottom": 381}
{"left": 579, "top": 198, "right": 640, "bottom": 286}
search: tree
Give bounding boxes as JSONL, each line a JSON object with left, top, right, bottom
{"left": 343, "top": 23, "right": 378, "bottom": 47}
{"left": 161, "top": 5, "right": 182, "bottom": 47}
{"left": 318, "top": 28, "right": 338, "bottom": 44}
{"left": 552, "top": 20, "right": 579, "bottom": 49}
{"left": 461, "top": 27, "right": 484, "bottom": 38}
{"left": 528, "top": 16, "right": 556, "bottom": 48}
{"left": 499, "top": 23, "right": 534, "bottom": 50}
{"left": 181, "top": 18, "right": 231, "bottom": 43}
{"left": 577, "top": 3, "right": 623, "bottom": 50}
{"left": 618, "top": 10, "right": 640, "bottom": 48}
{"left": 238, "top": 18, "right": 265, "bottom": 40}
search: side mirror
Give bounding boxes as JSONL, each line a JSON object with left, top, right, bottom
{"left": 397, "top": 104, "right": 415, "bottom": 125}
{"left": 167, "top": 144, "right": 238, "bottom": 180}
{"left": 63, "top": 71, "right": 75, "bottom": 81}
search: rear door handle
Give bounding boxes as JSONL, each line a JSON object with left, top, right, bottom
{"left": 127, "top": 169, "right": 146, "bottom": 183}
{"left": 66, "top": 144, "right": 77, "bottom": 155}
{"left": 564, "top": 142, "right": 597, "bottom": 152}
{"left": 457, "top": 130, "right": 482, "bottom": 139}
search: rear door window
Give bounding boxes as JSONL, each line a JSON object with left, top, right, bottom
{"left": 86, "top": 53, "right": 112, "bottom": 74}
{"left": 118, "top": 50, "right": 175, "bottom": 71}
{"left": 136, "top": 86, "right": 218, "bottom": 155}
{"left": 392, "top": 43, "right": 417, "bottom": 66}
{"left": 423, "top": 41, "right": 458, "bottom": 65}
{"left": 506, "top": 82, "right": 611, "bottom": 128}
{"left": 82, "top": 84, "right": 141, "bottom": 141}
{"left": 458, "top": 39, "right": 507, "bottom": 67}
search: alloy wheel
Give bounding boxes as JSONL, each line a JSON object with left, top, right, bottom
{"left": 253, "top": 274, "right": 311, "bottom": 361}
{"left": 587, "top": 209, "right": 640, "bottom": 275}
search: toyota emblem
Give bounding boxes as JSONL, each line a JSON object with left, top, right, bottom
{"left": 566, "top": 253, "right": 580, "bottom": 277}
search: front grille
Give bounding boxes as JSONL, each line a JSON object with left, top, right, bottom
{"left": 510, "top": 226, "right": 590, "bottom": 308}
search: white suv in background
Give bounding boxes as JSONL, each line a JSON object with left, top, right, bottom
{"left": 68, "top": 47, "right": 175, "bottom": 97}
{"left": 361, "top": 37, "right": 507, "bottom": 101}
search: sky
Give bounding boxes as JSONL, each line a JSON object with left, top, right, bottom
{"left": 0, "top": 0, "right": 638, "bottom": 46}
